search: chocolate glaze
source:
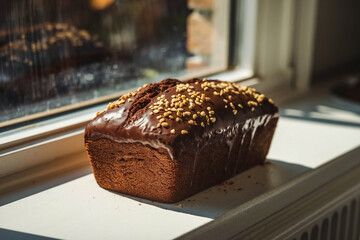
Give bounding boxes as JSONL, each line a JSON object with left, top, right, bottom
{"left": 85, "top": 79, "right": 279, "bottom": 162}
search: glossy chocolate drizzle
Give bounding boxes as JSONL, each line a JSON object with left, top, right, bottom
{"left": 85, "top": 79, "right": 279, "bottom": 171}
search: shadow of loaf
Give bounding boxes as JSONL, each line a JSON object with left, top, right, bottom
{"left": 84, "top": 78, "right": 279, "bottom": 203}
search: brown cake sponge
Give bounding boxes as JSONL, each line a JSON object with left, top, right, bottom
{"left": 85, "top": 78, "right": 279, "bottom": 203}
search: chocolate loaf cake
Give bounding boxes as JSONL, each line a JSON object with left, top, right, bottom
{"left": 85, "top": 78, "right": 279, "bottom": 203}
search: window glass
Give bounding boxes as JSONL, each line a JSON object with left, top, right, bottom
{"left": 0, "top": 0, "right": 229, "bottom": 125}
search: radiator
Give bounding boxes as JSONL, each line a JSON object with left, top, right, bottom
{"left": 179, "top": 146, "right": 360, "bottom": 240}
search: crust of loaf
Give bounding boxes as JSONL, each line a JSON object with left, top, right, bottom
{"left": 85, "top": 114, "right": 278, "bottom": 203}
{"left": 84, "top": 78, "right": 279, "bottom": 203}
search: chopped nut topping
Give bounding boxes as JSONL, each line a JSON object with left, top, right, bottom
{"left": 181, "top": 130, "right": 188, "bottom": 134}
{"left": 257, "top": 94, "right": 265, "bottom": 103}
{"left": 183, "top": 111, "right": 191, "bottom": 116}
{"left": 268, "top": 98, "right": 274, "bottom": 104}
{"left": 96, "top": 110, "right": 105, "bottom": 116}
{"left": 108, "top": 79, "right": 273, "bottom": 135}
{"left": 247, "top": 100, "right": 258, "bottom": 107}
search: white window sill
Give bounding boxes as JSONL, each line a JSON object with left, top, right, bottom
{"left": 0, "top": 81, "right": 360, "bottom": 239}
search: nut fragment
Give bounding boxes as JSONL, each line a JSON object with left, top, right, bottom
{"left": 161, "top": 122, "right": 169, "bottom": 127}
{"left": 181, "top": 130, "right": 188, "bottom": 134}
{"left": 170, "top": 129, "right": 175, "bottom": 134}
{"left": 96, "top": 110, "right": 105, "bottom": 116}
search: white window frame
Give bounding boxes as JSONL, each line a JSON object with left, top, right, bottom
{"left": 0, "top": 0, "right": 319, "bottom": 191}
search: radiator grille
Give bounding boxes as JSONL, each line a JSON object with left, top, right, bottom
{"left": 232, "top": 165, "right": 360, "bottom": 240}
{"left": 294, "top": 197, "right": 359, "bottom": 240}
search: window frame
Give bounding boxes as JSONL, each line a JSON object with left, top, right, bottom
{"left": 0, "top": 0, "right": 319, "bottom": 181}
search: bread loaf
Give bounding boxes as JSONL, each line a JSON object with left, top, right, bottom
{"left": 85, "top": 78, "right": 279, "bottom": 203}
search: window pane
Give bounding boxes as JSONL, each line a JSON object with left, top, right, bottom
{"left": 0, "top": 0, "right": 229, "bottom": 125}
